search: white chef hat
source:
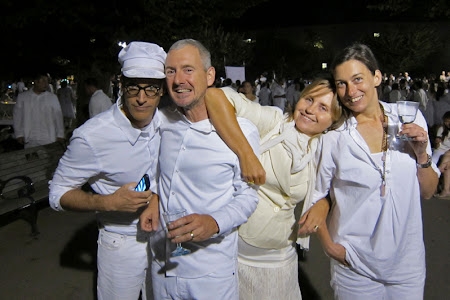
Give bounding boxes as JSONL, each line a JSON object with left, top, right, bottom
{"left": 118, "top": 41, "right": 167, "bottom": 79}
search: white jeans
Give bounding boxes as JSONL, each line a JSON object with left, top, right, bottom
{"left": 97, "top": 229, "right": 151, "bottom": 300}
{"left": 151, "top": 260, "right": 238, "bottom": 300}
{"left": 330, "top": 260, "right": 424, "bottom": 300}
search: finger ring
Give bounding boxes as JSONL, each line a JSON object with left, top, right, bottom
{"left": 190, "top": 232, "right": 194, "bottom": 240}
{"left": 314, "top": 225, "right": 319, "bottom": 231}
{"left": 421, "top": 139, "right": 427, "bottom": 144}
{"left": 248, "top": 181, "right": 255, "bottom": 185}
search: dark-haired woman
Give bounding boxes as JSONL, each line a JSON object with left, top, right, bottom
{"left": 313, "top": 44, "right": 439, "bottom": 299}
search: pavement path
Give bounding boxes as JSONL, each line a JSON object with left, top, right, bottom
{"left": 0, "top": 197, "right": 448, "bottom": 300}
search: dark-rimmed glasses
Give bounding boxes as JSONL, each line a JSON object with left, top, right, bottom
{"left": 124, "top": 85, "right": 161, "bottom": 97}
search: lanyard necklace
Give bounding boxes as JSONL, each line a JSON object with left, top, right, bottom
{"left": 380, "top": 103, "right": 388, "bottom": 197}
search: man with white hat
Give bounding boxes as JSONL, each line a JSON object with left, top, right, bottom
{"left": 49, "top": 41, "right": 166, "bottom": 300}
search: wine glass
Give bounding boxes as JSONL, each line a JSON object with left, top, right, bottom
{"left": 163, "top": 209, "right": 191, "bottom": 257}
{"left": 397, "top": 100, "right": 420, "bottom": 141}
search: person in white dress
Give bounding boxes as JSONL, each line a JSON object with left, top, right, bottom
{"left": 241, "top": 80, "right": 259, "bottom": 103}
{"left": 13, "top": 72, "right": 65, "bottom": 148}
{"left": 56, "top": 80, "right": 76, "bottom": 128}
{"left": 271, "top": 78, "right": 287, "bottom": 112}
{"left": 432, "top": 111, "right": 450, "bottom": 165}
{"left": 205, "top": 77, "right": 346, "bottom": 300}
{"left": 258, "top": 81, "right": 272, "bottom": 106}
{"left": 85, "top": 77, "right": 113, "bottom": 118}
{"left": 313, "top": 43, "right": 439, "bottom": 300}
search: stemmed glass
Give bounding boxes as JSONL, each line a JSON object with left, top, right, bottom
{"left": 163, "top": 209, "right": 191, "bottom": 257}
{"left": 397, "top": 100, "right": 420, "bottom": 141}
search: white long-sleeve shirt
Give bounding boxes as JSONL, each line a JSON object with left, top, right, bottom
{"left": 13, "top": 88, "right": 64, "bottom": 148}
{"left": 49, "top": 99, "right": 161, "bottom": 235}
{"left": 89, "top": 89, "right": 112, "bottom": 118}
{"left": 313, "top": 101, "right": 439, "bottom": 282}
{"left": 151, "top": 106, "right": 259, "bottom": 278}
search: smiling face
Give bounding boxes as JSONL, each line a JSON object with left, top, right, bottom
{"left": 293, "top": 86, "right": 335, "bottom": 136}
{"left": 121, "top": 77, "right": 162, "bottom": 128}
{"left": 164, "top": 45, "right": 215, "bottom": 111}
{"left": 334, "top": 59, "right": 382, "bottom": 115}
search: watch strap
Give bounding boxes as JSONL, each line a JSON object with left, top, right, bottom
{"left": 417, "top": 154, "right": 432, "bottom": 168}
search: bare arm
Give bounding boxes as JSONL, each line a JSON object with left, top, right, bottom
{"left": 416, "top": 152, "right": 439, "bottom": 199}
{"left": 316, "top": 222, "right": 348, "bottom": 266}
{"left": 298, "top": 197, "right": 330, "bottom": 235}
{"left": 139, "top": 193, "right": 160, "bottom": 232}
{"left": 60, "top": 183, "right": 153, "bottom": 212}
{"left": 205, "top": 87, "right": 266, "bottom": 185}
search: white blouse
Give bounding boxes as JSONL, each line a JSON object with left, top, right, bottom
{"left": 313, "top": 101, "right": 439, "bottom": 281}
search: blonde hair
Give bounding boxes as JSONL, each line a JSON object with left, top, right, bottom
{"left": 287, "top": 78, "right": 346, "bottom": 132}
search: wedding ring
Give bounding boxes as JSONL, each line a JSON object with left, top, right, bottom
{"left": 314, "top": 225, "right": 319, "bottom": 231}
{"left": 190, "top": 232, "right": 194, "bottom": 240}
{"left": 248, "top": 181, "right": 255, "bottom": 185}
{"left": 421, "top": 139, "right": 428, "bottom": 144}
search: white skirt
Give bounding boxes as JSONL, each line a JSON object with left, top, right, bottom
{"left": 238, "top": 238, "right": 302, "bottom": 300}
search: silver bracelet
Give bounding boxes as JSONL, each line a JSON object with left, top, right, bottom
{"left": 417, "top": 154, "right": 432, "bottom": 168}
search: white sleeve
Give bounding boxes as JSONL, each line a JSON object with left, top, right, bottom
{"left": 13, "top": 94, "right": 25, "bottom": 138}
{"left": 312, "top": 133, "right": 336, "bottom": 204}
{"left": 436, "top": 126, "right": 444, "bottom": 138}
{"left": 52, "top": 95, "right": 65, "bottom": 138}
{"left": 209, "top": 119, "right": 260, "bottom": 234}
{"left": 221, "top": 86, "right": 283, "bottom": 138}
{"left": 48, "top": 133, "right": 101, "bottom": 211}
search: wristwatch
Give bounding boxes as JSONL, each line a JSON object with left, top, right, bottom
{"left": 417, "top": 154, "right": 432, "bottom": 168}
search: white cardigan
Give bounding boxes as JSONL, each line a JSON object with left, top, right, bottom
{"left": 221, "top": 87, "right": 317, "bottom": 250}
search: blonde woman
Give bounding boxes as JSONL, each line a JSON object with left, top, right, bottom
{"left": 205, "top": 78, "right": 345, "bottom": 299}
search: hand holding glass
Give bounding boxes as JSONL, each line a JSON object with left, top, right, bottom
{"left": 163, "top": 209, "right": 191, "bottom": 257}
{"left": 397, "top": 101, "right": 420, "bottom": 141}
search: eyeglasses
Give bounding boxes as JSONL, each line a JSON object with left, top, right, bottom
{"left": 124, "top": 85, "right": 161, "bottom": 97}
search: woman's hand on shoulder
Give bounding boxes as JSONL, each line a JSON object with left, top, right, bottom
{"left": 240, "top": 151, "right": 266, "bottom": 185}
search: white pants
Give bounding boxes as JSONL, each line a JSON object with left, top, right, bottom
{"left": 330, "top": 260, "right": 424, "bottom": 300}
{"left": 97, "top": 229, "right": 151, "bottom": 300}
{"left": 151, "top": 260, "right": 238, "bottom": 300}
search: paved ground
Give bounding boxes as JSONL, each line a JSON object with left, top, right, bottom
{"left": 0, "top": 197, "right": 448, "bottom": 300}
